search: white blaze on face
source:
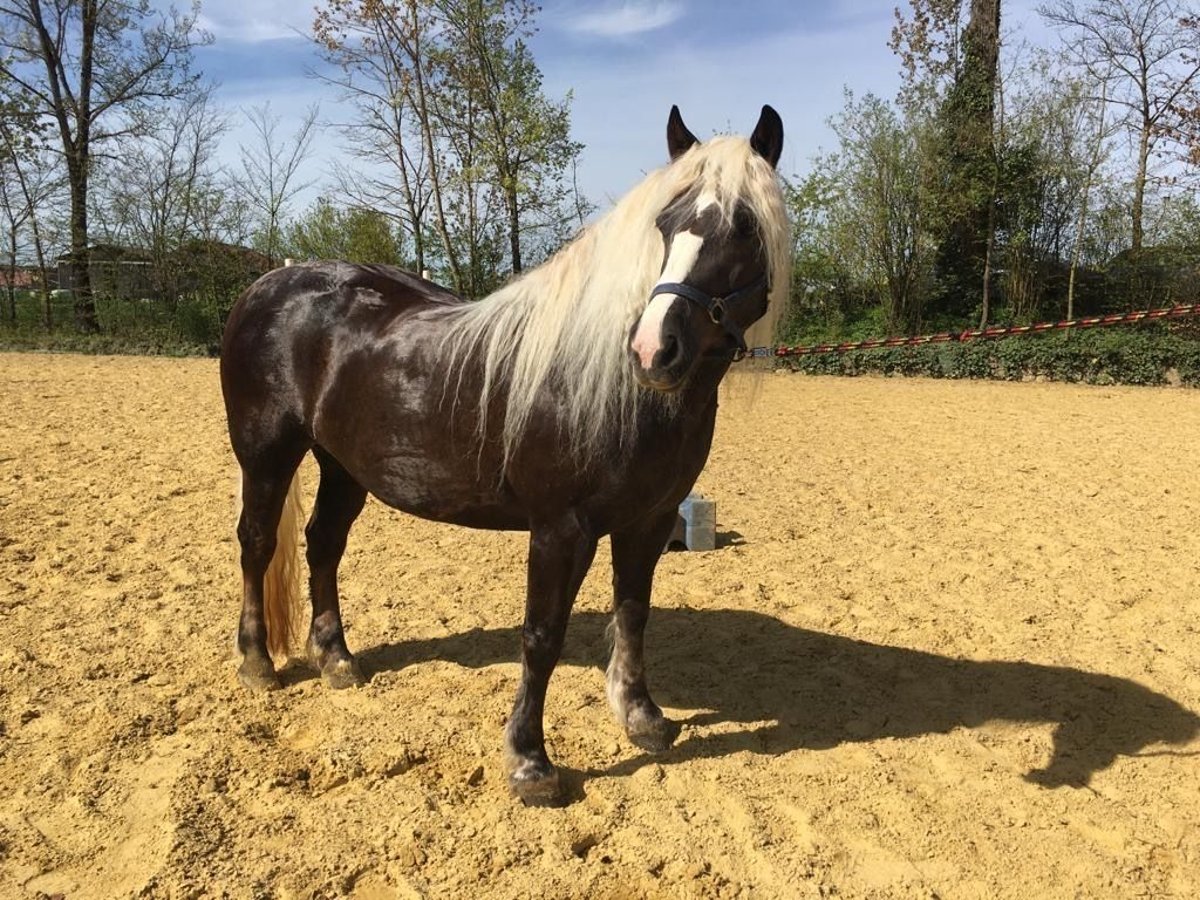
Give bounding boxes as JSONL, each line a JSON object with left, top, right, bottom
{"left": 631, "top": 230, "right": 704, "bottom": 369}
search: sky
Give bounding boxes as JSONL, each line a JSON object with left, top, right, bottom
{"left": 191, "top": 0, "right": 1057, "bottom": 213}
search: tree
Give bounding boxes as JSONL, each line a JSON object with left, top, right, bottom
{"left": 312, "top": 0, "right": 589, "bottom": 293}
{"left": 1041, "top": 0, "right": 1200, "bottom": 254}
{"left": 97, "top": 85, "right": 229, "bottom": 301}
{"left": 829, "top": 92, "right": 935, "bottom": 333}
{"left": 313, "top": 0, "right": 458, "bottom": 284}
{"left": 286, "top": 196, "right": 404, "bottom": 264}
{"left": 785, "top": 167, "right": 877, "bottom": 331}
{"left": 0, "top": 0, "right": 209, "bottom": 331}
{"left": 894, "top": 0, "right": 1003, "bottom": 320}
{"left": 0, "top": 150, "right": 31, "bottom": 324}
{"left": 980, "top": 48, "right": 1076, "bottom": 324}
{"left": 1064, "top": 74, "right": 1115, "bottom": 318}
{"left": 0, "top": 89, "right": 36, "bottom": 323}
{"left": 236, "top": 102, "right": 318, "bottom": 268}
{"left": 434, "top": 0, "right": 587, "bottom": 275}
{"left": 890, "top": 0, "right": 966, "bottom": 110}
{"left": 0, "top": 114, "right": 62, "bottom": 327}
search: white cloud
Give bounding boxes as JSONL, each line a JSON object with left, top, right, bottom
{"left": 193, "top": 2, "right": 310, "bottom": 43}
{"left": 568, "top": 2, "right": 685, "bottom": 39}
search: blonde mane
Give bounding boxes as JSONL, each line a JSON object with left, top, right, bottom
{"left": 438, "top": 136, "right": 791, "bottom": 466}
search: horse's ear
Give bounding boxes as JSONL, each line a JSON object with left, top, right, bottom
{"left": 750, "top": 104, "right": 784, "bottom": 168}
{"left": 667, "top": 105, "right": 699, "bottom": 161}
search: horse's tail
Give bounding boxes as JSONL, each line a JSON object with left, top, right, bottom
{"left": 236, "top": 469, "right": 306, "bottom": 660}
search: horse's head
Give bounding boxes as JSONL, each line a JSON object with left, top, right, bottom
{"left": 629, "top": 105, "right": 784, "bottom": 392}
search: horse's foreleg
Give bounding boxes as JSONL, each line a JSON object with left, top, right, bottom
{"left": 305, "top": 447, "right": 368, "bottom": 689}
{"left": 608, "top": 512, "right": 681, "bottom": 752}
{"left": 506, "top": 513, "right": 597, "bottom": 807}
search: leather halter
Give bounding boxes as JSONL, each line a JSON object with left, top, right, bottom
{"left": 648, "top": 273, "right": 770, "bottom": 360}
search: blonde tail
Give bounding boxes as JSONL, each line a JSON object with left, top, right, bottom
{"left": 264, "top": 471, "right": 305, "bottom": 660}
{"left": 236, "top": 469, "right": 306, "bottom": 661}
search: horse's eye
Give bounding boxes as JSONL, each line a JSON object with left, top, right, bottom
{"left": 733, "top": 210, "right": 756, "bottom": 238}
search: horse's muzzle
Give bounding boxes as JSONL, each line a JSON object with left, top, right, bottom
{"left": 629, "top": 298, "right": 695, "bottom": 392}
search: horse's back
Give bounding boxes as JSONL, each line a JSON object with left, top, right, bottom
{"left": 225, "top": 262, "right": 458, "bottom": 343}
{"left": 220, "top": 262, "right": 461, "bottom": 454}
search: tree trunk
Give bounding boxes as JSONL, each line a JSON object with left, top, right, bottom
{"left": 980, "top": 201, "right": 994, "bottom": 329}
{"left": 461, "top": 9, "right": 522, "bottom": 277}
{"left": 979, "top": 28, "right": 1004, "bottom": 332}
{"left": 506, "top": 181, "right": 522, "bottom": 274}
{"left": 1132, "top": 117, "right": 1150, "bottom": 254}
{"left": 406, "top": 2, "right": 463, "bottom": 293}
{"left": 933, "top": 0, "right": 1001, "bottom": 319}
{"left": 464, "top": 100, "right": 479, "bottom": 296}
{"left": 413, "top": 214, "right": 425, "bottom": 274}
{"left": 1069, "top": 81, "right": 1109, "bottom": 322}
{"left": 68, "top": 163, "right": 99, "bottom": 332}
{"left": 23, "top": 187, "right": 51, "bottom": 330}
{"left": 1068, "top": 170, "right": 1093, "bottom": 323}
{"left": 4, "top": 231, "right": 15, "bottom": 325}
{"left": 392, "top": 110, "right": 425, "bottom": 274}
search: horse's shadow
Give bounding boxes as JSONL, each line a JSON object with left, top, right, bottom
{"left": 359, "top": 608, "right": 1200, "bottom": 787}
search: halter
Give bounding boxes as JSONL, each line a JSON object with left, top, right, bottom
{"left": 648, "top": 272, "right": 770, "bottom": 361}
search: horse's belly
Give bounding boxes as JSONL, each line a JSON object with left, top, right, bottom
{"left": 353, "top": 449, "right": 528, "bottom": 531}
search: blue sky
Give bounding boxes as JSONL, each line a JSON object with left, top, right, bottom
{"left": 192, "top": 0, "right": 1054, "bottom": 211}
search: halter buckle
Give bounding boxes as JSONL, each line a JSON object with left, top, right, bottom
{"left": 708, "top": 297, "right": 727, "bottom": 325}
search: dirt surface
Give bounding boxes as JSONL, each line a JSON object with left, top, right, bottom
{"left": 2, "top": 352, "right": 1200, "bottom": 899}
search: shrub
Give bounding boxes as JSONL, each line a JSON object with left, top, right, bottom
{"left": 780, "top": 326, "right": 1200, "bottom": 386}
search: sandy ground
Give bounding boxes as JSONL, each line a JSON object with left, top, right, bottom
{"left": 2, "top": 352, "right": 1200, "bottom": 899}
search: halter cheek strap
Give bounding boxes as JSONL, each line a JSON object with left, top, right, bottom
{"left": 649, "top": 273, "right": 770, "bottom": 357}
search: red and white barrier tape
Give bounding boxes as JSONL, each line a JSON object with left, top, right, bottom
{"left": 742, "top": 303, "right": 1200, "bottom": 359}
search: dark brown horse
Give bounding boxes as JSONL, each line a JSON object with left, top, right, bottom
{"left": 220, "top": 105, "right": 789, "bottom": 806}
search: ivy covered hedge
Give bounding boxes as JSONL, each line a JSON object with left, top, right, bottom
{"left": 779, "top": 327, "right": 1200, "bottom": 386}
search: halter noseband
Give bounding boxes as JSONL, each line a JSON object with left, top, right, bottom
{"left": 648, "top": 273, "right": 770, "bottom": 361}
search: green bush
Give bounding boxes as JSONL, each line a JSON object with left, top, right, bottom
{"left": 780, "top": 326, "right": 1200, "bottom": 386}
{"left": 1, "top": 289, "right": 236, "bottom": 357}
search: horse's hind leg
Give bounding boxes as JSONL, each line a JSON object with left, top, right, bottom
{"left": 236, "top": 453, "right": 306, "bottom": 691}
{"left": 304, "top": 446, "right": 368, "bottom": 689}
{"left": 607, "top": 512, "right": 681, "bottom": 752}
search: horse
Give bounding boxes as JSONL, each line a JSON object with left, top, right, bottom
{"left": 219, "top": 105, "right": 790, "bottom": 806}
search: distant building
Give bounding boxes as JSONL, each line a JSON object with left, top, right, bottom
{"left": 56, "top": 244, "right": 154, "bottom": 298}
{"left": 0, "top": 265, "right": 55, "bottom": 291}
{"left": 54, "top": 242, "right": 271, "bottom": 301}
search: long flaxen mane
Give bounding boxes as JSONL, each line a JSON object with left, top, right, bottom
{"left": 438, "top": 135, "right": 791, "bottom": 465}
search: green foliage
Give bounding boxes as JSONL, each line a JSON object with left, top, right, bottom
{"left": 791, "top": 91, "right": 935, "bottom": 335}
{"left": 1, "top": 287, "right": 238, "bottom": 356}
{"left": 781, "top": 325, "right": 1200, "bottom": 386}
{"left": 0, "top": 329, "right": 209, "bottom": 357}
{"left": 286, "top": 198, "right": 405, "bottom": 266}
{"left": 312, "top": 0, "right": 588, "bottom": 293}
{"left": 794, "top": 7, "right": 1200, "bottom": 337}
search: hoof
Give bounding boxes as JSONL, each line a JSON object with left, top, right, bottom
{"left": 306, "top": 637, "right": 365, "bottom": 689}
{"left": 237, "top": 656, "right": 281, "bottom": 692}
{"left": 506, "top": 753, "right": 566, "bottom": 807}
{"left": 509, "top": 767, "right": 565, "bottom": 808}
{"left": 321, "top": 657, "right": 366, "bottom": 690}
{"left": 627, "top": 716, "right": 680, "bottom": 753}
